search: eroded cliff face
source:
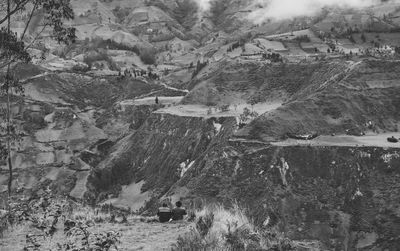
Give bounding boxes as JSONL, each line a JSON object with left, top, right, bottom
{"left": 87, "top": 113, "right": 237, "bottom": 209}
{"left": 172, "top": 141, "right": 400, "bottom": 250}
{"left": 86, "top": 106, "right": 400, "bottom": 250}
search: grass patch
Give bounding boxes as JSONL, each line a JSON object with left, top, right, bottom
{"left": 172, "top": 204, "right": 296, "bottom": 251}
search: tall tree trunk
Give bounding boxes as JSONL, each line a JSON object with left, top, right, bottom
{"left": 6, "top": 65, "right": 12, "bottom": 197}
{"left": 6, "top": 0, "right": 13, "bottom": 197}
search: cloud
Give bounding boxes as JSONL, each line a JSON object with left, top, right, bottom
{"left": 195, "top": 0, "right": 211, "bottom": 11}
{"left": 248, "top": 0, "right": 388, "bottom": 23}
{"left": 193, "top": 0, "right": 399, "bottom": 23}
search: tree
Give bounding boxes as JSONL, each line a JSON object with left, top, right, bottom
{"left": 361, "top": 33, "right": 366, "bottom": 43}
{"left": 0, "top": 0, "right": 76, "bottom": 197}
{"left": 173, "top": 0, "right": 198, "bottom": 30}
{"left": 140, "top": 48, "right": 157, "bottom": 65}
{"left": 247, "top": 97, "right": 258, "bottom": 112}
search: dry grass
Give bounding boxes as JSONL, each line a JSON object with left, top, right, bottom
{"left": 172, "top": 203, "right": 295, "bottom": 251}
{"left": 1, "top": 197, "right": 193, "bottom": 251}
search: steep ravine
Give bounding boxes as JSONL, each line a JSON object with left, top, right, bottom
{"left": 88, "top": 108, "right": 400, "bottom": 250}
{"left": 87, "top": 112, "right": 237, "bottom": 209}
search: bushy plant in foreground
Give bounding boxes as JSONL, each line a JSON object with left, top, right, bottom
{"left": 173, "top": 204, "right": 295, "bottom": 251}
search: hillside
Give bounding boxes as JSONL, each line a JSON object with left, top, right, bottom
{"left": 1, "top": 0, "right": 400, "bottom": 250}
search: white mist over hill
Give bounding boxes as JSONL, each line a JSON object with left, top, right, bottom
{"left": 249, "top": 0, "right": 390, "bottom": 23}
{"left": 195, "top": 0, "right": 398, "bottom": 23}
{"left": 196, "top": 0, "right": 211, "bottom": 10}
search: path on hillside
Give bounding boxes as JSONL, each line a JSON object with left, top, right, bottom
{"left": 316, "top": 60, "right": 363, "bottom": 92}
{"left": 21, "top": 72, "right": 49, "bottom": 83}
{"left": 155, "top": 102, "right": 282, "bottom": 118}
{"left": 159, "top": 81, "right": 189, "bottom": 93}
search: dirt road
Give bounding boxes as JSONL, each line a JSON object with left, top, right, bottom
{"left": 272, "top": 133, "right": 400, "bottom": 148}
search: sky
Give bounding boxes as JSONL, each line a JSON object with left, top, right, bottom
{"left": 194, "top": 0, "right": 398, "bottom": 23}
{"left": 249, "top": 0, "right": 383, "bottom": 23}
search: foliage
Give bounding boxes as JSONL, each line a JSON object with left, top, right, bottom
{"left": 239, "top": 107, "right": 259, "bottom": 126}
{"left": 263, "top": 52, "right": 283, "bottom": 62}
{"left": 0, "top": 28, "right": 30, "bottom": 63}
{"left": 41, "top": 0, "right": 76, "bottom": 44}
{"left": 71, "top": 63, "right": 90, "bottom": 72}
{"left": 294, "top": 35, "right": 310, "bottom": 43}
{"left": 173, "top": 204, "right": 295, "bottom": 251}
{"left": 227, "top": 41, "right": 242, "bottom": 53}
{"left": 83, "top": 50, "right": 119, "bottom": 71}
{"left": 220, "top": 104, "right": 230, "bottom": 112}
{"left": 192, "top": 60, "right": 207, "bottom": 79}
{"left": 1, "top": 195, "right": 126, "bottom": 250}
{"left": 63, "top": 222, "right": 121, "bottom": 250}
{"left": 140, "top": 48, "right": 157, "bottom": 65}
{"left": 91, "top": 37, "right": 141, "bottom": 54}
{"left": 0, "top": 0, "right": 76, "bottom": 196}
{"left": 173, "top": 0, "right": 199, "bottom": 30}
{"left": 112, "top": 6, "right": 132, "bottom": 23}
{"left": 196, "top": 212, "right": 214, "bottom": 237}
{"left": 361, "top": 33, "right": 367, "bottom": 43}
{"left": 0, "top": 0, "right": 76, "bottom": 49}
{"left": 174, "top": 231, "right": 207, "bottom": 251}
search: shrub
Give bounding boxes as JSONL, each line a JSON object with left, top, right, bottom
{"left": 196, "top": 212, "right": 214, "bottom": 237}
{"left": 140, "top": 48, "right": 157, "bottom": 65}
{"left": 72, "top": 63, "right": 90, "bottom": 72}
{"left": 174, "top": 231, "right": 204, "bottom": 250}
{"left": 83, "top": 50, "right": 119, "bottom": 71}
{"left": 173, "top": 204, "right": 280, "bottom": 251}
{"left": 294, "top": 35, "right": 310, "bottom": 43}
{"left": 91, "top": 37, "right": 140, "bottom": 54}
{"left": 239, "top": 107, "right": 259, "bottom": 126}
{"left": 191, "top": 60, "right": 207, "bottom": 78}
{"left": 112, "top": 6, "right": 132, "bottom": 23}
{"left": 219, "top": 104, "right": 230, "bottom": 112}
{"left": 361, "top": 33, "right": 366, "bottom": 43}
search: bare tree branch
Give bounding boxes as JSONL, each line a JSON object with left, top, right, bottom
{"left": 21, "top": 0, "right": 38, "bottom": 40}
{"left": 0, "top": 0, "right": 31, "bottom": 26}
